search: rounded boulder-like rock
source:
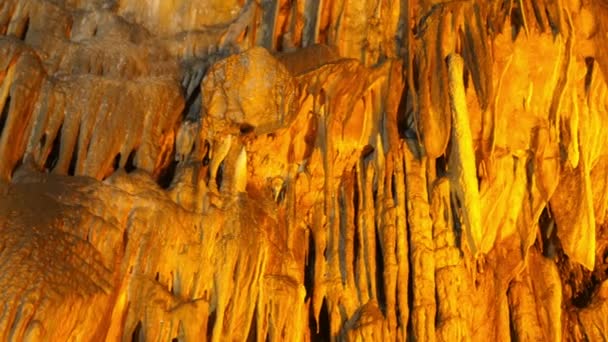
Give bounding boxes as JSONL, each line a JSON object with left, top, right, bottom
{"left": 202, "top": 47, "right": 296, "bottom": 136}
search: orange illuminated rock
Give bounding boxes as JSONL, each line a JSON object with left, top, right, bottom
{"left": 1, "top": 0, "right": 608, "bottom": 341}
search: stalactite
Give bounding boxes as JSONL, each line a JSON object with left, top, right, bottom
{"left": 446, "top": 53, "right": 483, "bottom": 256}
{"left": 2, "top": 0, "right": 608, "bottom": 340}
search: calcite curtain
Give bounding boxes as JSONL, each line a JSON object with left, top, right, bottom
{"left": 1, "top": 0, "right": 608, "bottom": 340}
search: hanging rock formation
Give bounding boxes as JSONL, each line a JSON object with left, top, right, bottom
{"left": 1, "top": 0, "right": 608, "bottom": 340}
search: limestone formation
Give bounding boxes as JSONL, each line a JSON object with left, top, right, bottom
{"left": 1, "top": 0, "right": 608, "bottom": 341}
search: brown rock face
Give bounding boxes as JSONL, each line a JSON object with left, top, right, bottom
{"left": 2, "top": 0, "right": 608, "bottom": 341}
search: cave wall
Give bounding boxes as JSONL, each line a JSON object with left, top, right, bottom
{"left": 1, "top": 0, "right": 608, "bottom": 340}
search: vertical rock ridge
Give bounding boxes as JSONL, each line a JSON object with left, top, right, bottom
{"left": 1, "top": 1, "right": 608, "bottom": 341}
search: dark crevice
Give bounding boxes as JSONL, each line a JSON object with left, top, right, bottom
{"left": 204, "top": 167, "right": 211, "bottom": 186}
{"left": 303, "top": 114, "right": 317, "bottom": 159}
{"left": 202, "top": 140, "right": 211, "bottom": 166}
{"left": 310, "top": 298, "right": 331, "bottom": 342}
{"left": 158, "top": 160, "right": 178, "bottom": 189}
{"left": 183, "top": 91, "right": 202, "bottom": 122}
{"left": 375, "top": 229, "right": 387, "bottom": 313}
{"left": 397, "top": 82, "right": 411, "bottom": 140}
{"left": 412, "top": 55, "right": 421, "bottom": 90}
{"left": 361, "top": 145, "right": 375, "bottom": 161}
{"left": 398, "top": 86, "right": 421, "bottom": 156}
{"left": 0, "top": 95, "right": 10, "bottom": 139}
{"left": 125, "top": 149, "right": 137, "bottom": 173}
{"left": 544, "top": 8, "right": 559, "bottom": 36}
{"left": 131, "top": 321, "right": 143, "bottom": 342}
{"left": 239, "top": 123, "right": 255, "bottom": 135}
{"left": 85, "top": 133, "right": 94, "bottom": 156}
{"left": 215, "top": 160, "right": 224, "bottom": 191}
{"left": 451, "top": 194, "right": 463, "bottom": 250}
{"left": 510, "top": 3, "right": 524, "bottom": 40}
{"left": 122, "top": 226, "right": 129, "bottom": 253}
{"left": 508, "top": 291, "right": 518, "bottom": 341}
{"left": 395, "top": 294, "right": 403, "bottom": 333}
{"left": 44, "top": 124, "right": 62, "bottom": 171}
{"left": 571, "top": 273, "right": 601, "bottom": 308}
{"left": 487, "top": 0, "right": 510, "bottom": 35}
{"left": 462, "top": 65, "right": 470, "bottom": 90}
{"left": 391, "top": 174, "right": 397, "bottom": 203}
{"left": 353, "top": 168, "right": 360, "bottom": 276}
{"left": 553, "top": 234, "right": 604, "bottom": 309}
{"left": 241, "top": 26, "right": 250, "bottom": 43}
{"left": 338, "top": 180, "right": 348, "bottom": 284}
{"left": 302, "top": 0, "right": 321, "bottom": 47}
{"left": 475, "top": 150, "right": 484, "bottom": 189}
{"left": 584, "top": 57, "right": 594, "bottom": 95}
{"left": 19, "top": 16, "right": 30, "bottom": 40}
{"left": 113, "top": 153, "right": 121, "bottom": 172}
{"left": 435, "top": 154, "right": 448, "bottom": 178}
{"left": 180, "top": 61, "right": 214, "bottom": 122}
{"left": 246, "top": 305, "right": 258, "bottom": 342}
{"left": 157, "top": 147, "right": 178, "bottom": 189}
{"left": 530, "top": 1, "right": 546, "bottom": 32}
{"left": 67, "top": 127, "right": 80, "bottom": 176}
{"left": 39, "top": 133, "right": 47, "bottom": 150}
{"left": 539, "top": 207, "right": 557, "bottom": 259}
{"left": 563, "top": 225, "right": 608, "bottom": 309}
{"left": 67, "top": 153, "right": 78, "bottom": 175}
{"left": 233, "top": 260, "right": 239, "bottom": 282}
{"left": 206, "top": 310, "right": 217, "bottom": 340}
{"left": 276, "top": 183, "right": 286, "bottom": 204}
{"left": 304, "top": 230, "right": 315, "bottom": 301}
{"left": 435, "top": 287, "right": 441, "bottom": 326}
{"left": 10, "top": 159, "right": 22, "bottom": 178}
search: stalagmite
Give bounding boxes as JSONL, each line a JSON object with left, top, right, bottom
{"left": 2, "top": 0, "right": 608, "bottom": 341}
{"left": 431, "top": 178, "right": 472, "bottom": 342}
{"left": 404, "top": 143, "right": 436, "bottom": 342}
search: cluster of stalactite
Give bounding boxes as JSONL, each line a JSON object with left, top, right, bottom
{"left": 2, "top": 0, "right": 608, "bottom": 340}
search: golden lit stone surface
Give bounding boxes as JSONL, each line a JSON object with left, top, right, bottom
{"left": 1, "top": 0, "right": 608, "bottom": 340}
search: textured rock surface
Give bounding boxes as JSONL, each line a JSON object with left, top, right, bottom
{"left": 2, "top": 0, "right": 608, "bottom": 341}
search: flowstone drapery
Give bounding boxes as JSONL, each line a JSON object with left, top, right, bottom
{"left": 2, "top": 0, "right": 608, "bottom": 340}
